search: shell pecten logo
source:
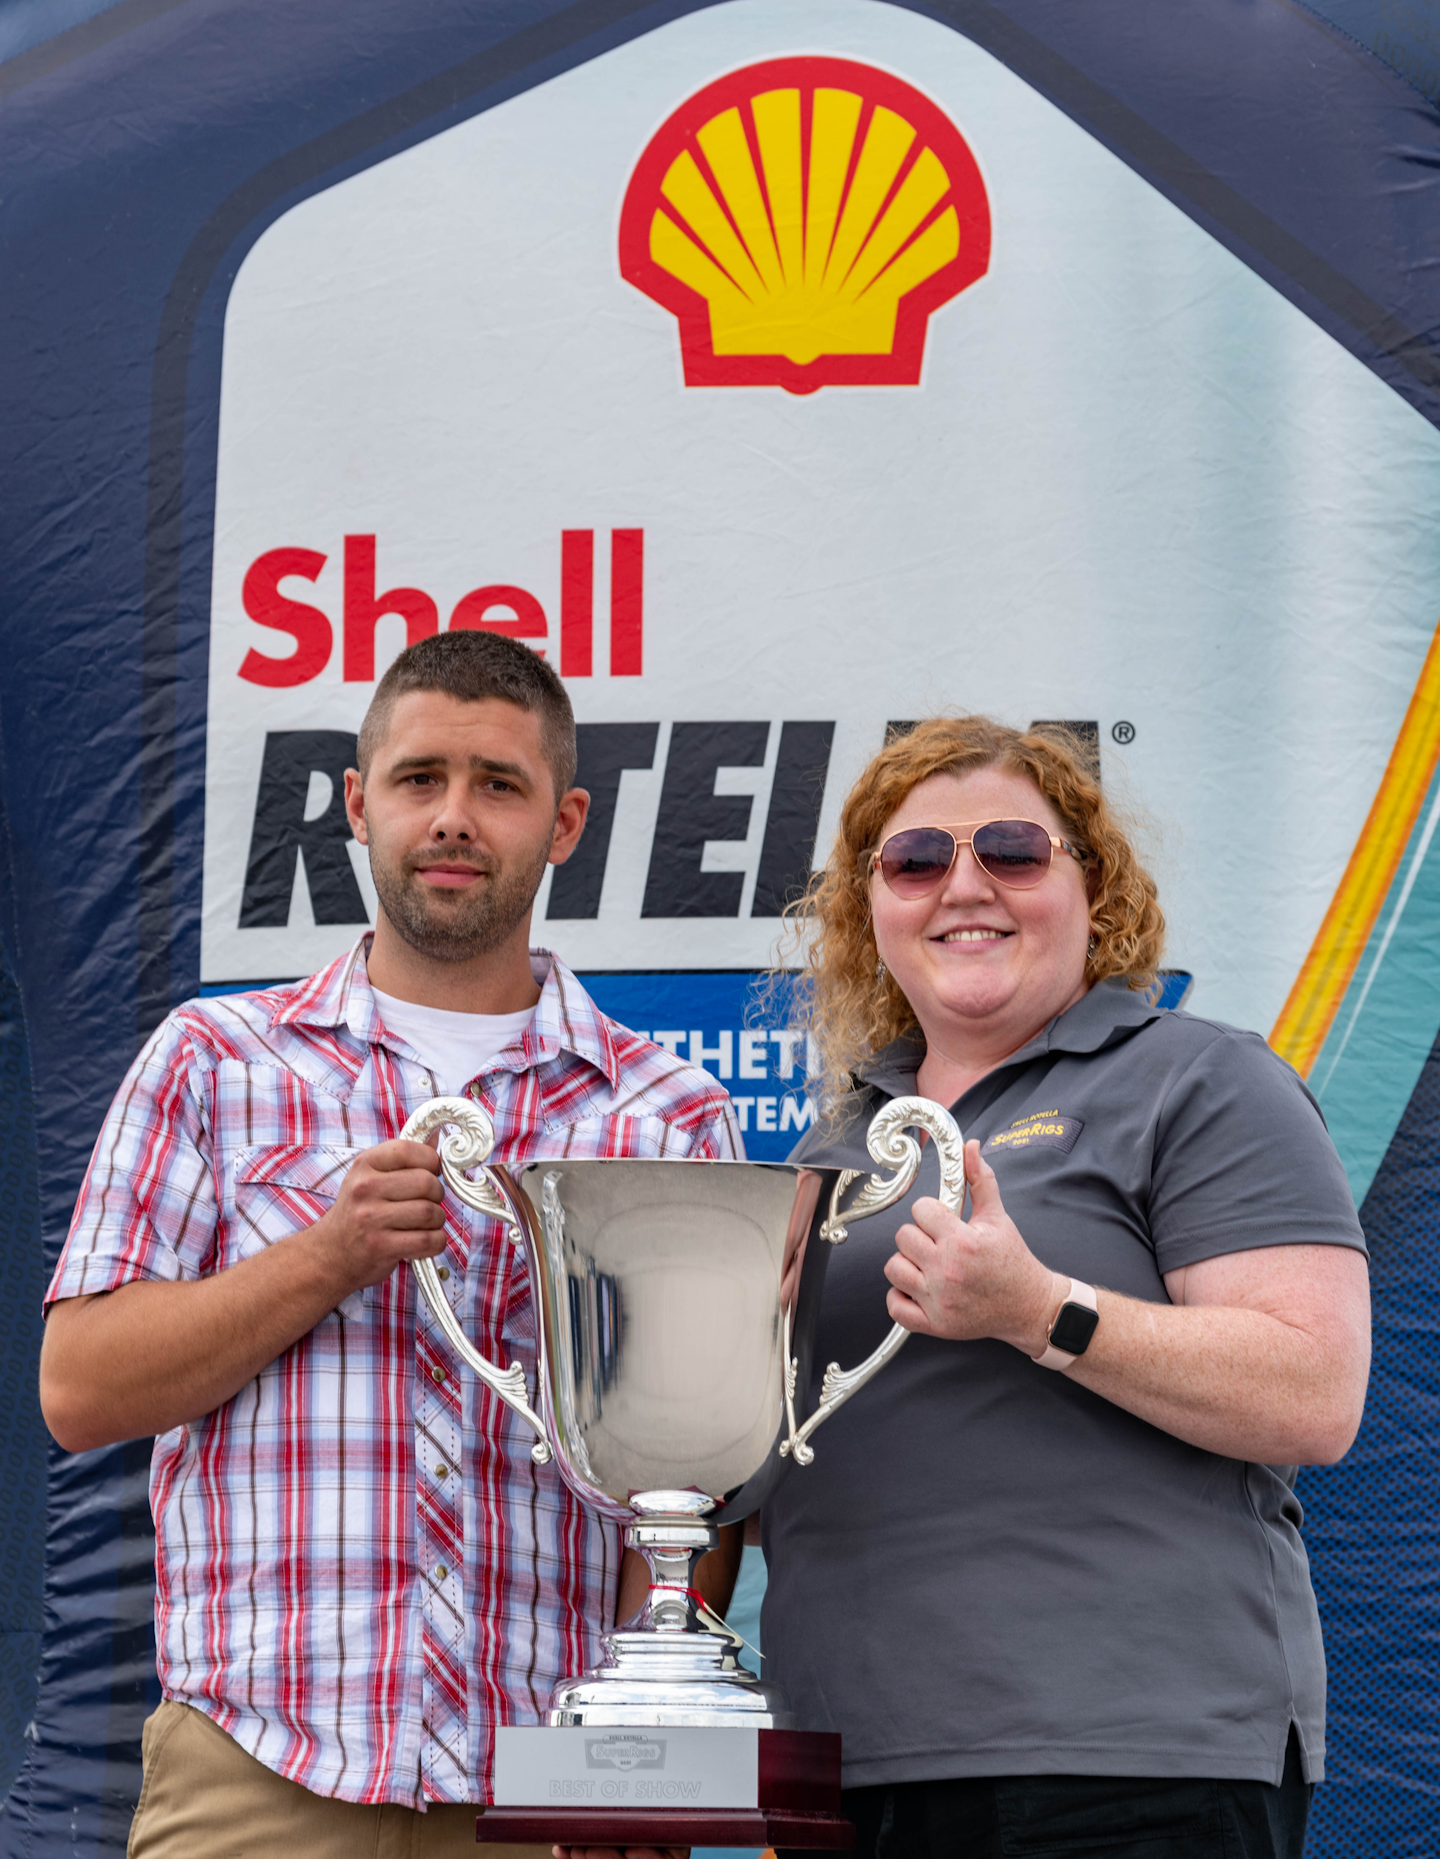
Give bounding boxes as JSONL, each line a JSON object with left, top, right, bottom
{"left": 619, "top": 57, "right": 991, "bottom": 394}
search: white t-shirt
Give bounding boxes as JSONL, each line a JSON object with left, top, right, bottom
{"left": 370, "top": 988, "right": 537, "bottom": 1099}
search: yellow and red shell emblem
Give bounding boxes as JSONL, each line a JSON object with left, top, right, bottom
{"left": 619, "top": 56, "right": 991, "bottom": 394}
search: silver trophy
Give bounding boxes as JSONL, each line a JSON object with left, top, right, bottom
{"left": 402, "top": 1093, "right": 966, "bottom": 1729}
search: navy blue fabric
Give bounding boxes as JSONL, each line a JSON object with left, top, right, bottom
{"left": 0, "top": 0, "right": 143, "bottom": 68}
{"left": 1, "top": 1, "right": 1438, "bottom": 1851}
{"left": 1306, "top": 0, "right": 1440, "bottom": 113}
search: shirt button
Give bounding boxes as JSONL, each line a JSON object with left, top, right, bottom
{"left": 434, "top": 1564, "right": 448, "bottom": 1581}
{"left": 431, "top": 1366, "right": 446, "bottom": 1384}
{"left": 435, "top": 1464, "right": 449, "bottom": 1480}
{"left": 436, "top": 1265, "right": 450, "bottom": 1281}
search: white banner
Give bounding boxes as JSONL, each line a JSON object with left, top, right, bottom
{"left": 203, "top": 0, "right": 1440, "bottom": 1057}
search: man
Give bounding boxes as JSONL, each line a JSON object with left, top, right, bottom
{"left": 40, "top": 631, "right": 743, "bottom": 1857}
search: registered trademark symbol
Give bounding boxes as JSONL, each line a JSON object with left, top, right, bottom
{"left": 1111, "top": 721, "right": 1135, "bottom": 745}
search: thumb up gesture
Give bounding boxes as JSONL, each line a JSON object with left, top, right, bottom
{"left": 883, "top": 1139, "right": 1064, "bottom": 1356}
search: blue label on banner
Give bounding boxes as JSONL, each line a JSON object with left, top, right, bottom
{"left": 579, "top": 972, "right": 811, "bottom": 1163}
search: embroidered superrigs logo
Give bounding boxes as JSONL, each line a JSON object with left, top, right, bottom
{"left": 982, "top": 1110, "right": 1084, "bottom": 1155}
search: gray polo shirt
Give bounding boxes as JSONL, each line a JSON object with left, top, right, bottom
{"left": 762, "top": 980, "right": 1366, "bottom": 1789}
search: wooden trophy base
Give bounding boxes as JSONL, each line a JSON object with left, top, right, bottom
{"left": 475, "top": 1805, "right": 854, "bottom": 1847}
{"left": 477, "top": 1727, "right": 854, "bottom": 1849}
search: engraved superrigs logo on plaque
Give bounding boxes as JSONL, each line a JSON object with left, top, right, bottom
{"left": 586, "top": 1735, "right": 667, "bottom": 1772}
{"left": 619, "top": 56, "right": 992, "bottom": 393}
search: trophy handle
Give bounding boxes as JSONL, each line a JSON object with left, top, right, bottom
{"left": 781, "top": 1095, "right": 966, "bottom": 1467}
{"left": 400, "top": 1097, "right": 553, "bottom": 1465}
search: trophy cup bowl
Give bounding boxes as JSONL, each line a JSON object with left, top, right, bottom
{"left": 400, "top": 1092, "right": 966, "bottom": 1844}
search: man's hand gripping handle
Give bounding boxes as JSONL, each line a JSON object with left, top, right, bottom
{"left": 401, "top": 1098, "right": 553, "bottom": 1465}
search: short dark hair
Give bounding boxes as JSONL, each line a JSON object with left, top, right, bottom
{"left": 356, "top": 632, "right": 577, "bottom": 795}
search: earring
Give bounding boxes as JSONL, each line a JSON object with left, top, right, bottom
{"left": 1086, "top": 933, "right": 1099, "bottom": 959}
{"left": 876, "top": 959, "right": 887, "bottom": 981}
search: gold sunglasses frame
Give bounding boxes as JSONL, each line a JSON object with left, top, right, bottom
{"left": 866, "top": 819, "right": 1090, "bottom": 894}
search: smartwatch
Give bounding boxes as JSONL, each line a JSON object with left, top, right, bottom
{"left": 1033, "top": 1277, "right": 1099, "bottom": 1370}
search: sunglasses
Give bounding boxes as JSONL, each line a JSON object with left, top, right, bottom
{"left": 868, "top": 819, "right": 1089, "bottom": 898}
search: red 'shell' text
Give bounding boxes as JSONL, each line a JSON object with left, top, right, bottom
{"left": 238, "top": 531, "right": 643, "bottom": 686}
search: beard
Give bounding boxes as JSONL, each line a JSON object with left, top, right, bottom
{"left": 368, "top": 827, "right": 553, "bottom": 964}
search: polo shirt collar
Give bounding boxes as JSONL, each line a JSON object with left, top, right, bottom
{"left": 858, "top": 977, "right": 1165, "bottom": 1098}
{"left": 271, "top": 933, "right": 622, "bottom": 1089}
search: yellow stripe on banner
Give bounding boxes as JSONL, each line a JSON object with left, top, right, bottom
{"left": 1271, "top": 613, "right": 1440, "bottom": 1076}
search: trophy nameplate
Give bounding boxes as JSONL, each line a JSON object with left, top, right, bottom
{"left": 480, "top": 1724, "right": 850, "bottom": 1847}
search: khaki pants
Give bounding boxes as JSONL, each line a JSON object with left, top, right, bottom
{"left": 129, "top": 1701, "right": 550, "bottom": 1859}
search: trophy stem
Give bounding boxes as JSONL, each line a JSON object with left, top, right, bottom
{"left": 624, "top": 1511, "right": 719, "bottom": 1634}
{"left": 546, "top": 1490, "right": 792, "bottom": 1726}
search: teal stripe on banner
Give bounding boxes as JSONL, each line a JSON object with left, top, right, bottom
{"left": 1311, "top": 759, "right": 1440, "bottom": 1206}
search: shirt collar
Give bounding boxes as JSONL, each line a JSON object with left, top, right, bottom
{"left": 857, "top": 976, "right": 1166, "bottom": 1098}
{"left": 271, "top": 934, "right": 622, "bottom": 1089}
{"left": 519, "top": 948, "right": 622, "bottom": 1088}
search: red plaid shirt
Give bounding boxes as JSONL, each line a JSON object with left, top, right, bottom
{"left": 48, "top": 937, "right": 741, "bottom": 1807}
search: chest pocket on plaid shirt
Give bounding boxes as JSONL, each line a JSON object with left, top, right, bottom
{"left": 232, "top": 1143, "right": 370, "bottom": 1318}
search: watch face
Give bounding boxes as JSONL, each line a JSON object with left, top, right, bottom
{"left": 1050, "top": 1301, "right": 1100, "bottom": 1356}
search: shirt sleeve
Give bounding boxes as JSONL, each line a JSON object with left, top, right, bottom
{"left": 46, "top": 1012, "right": 218, "bottom": 1307}
{"left": 1147, "top": 1025, "right": 1368, "bottom": 1275}
{"left": 692, "top": 1096, "right": 745, "bottom": 1161}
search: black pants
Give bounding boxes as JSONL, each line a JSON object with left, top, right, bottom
{"left": 793, "top": 1732, "right": 1311, "bottom": 1859}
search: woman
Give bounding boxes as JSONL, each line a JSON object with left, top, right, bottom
{"left": 765, "top": 717, "right": 1369, "bottom": 1859}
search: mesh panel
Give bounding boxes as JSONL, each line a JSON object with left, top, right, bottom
{"left": 1300, "top": 1027, "right": 1440, "bottom": 1858}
